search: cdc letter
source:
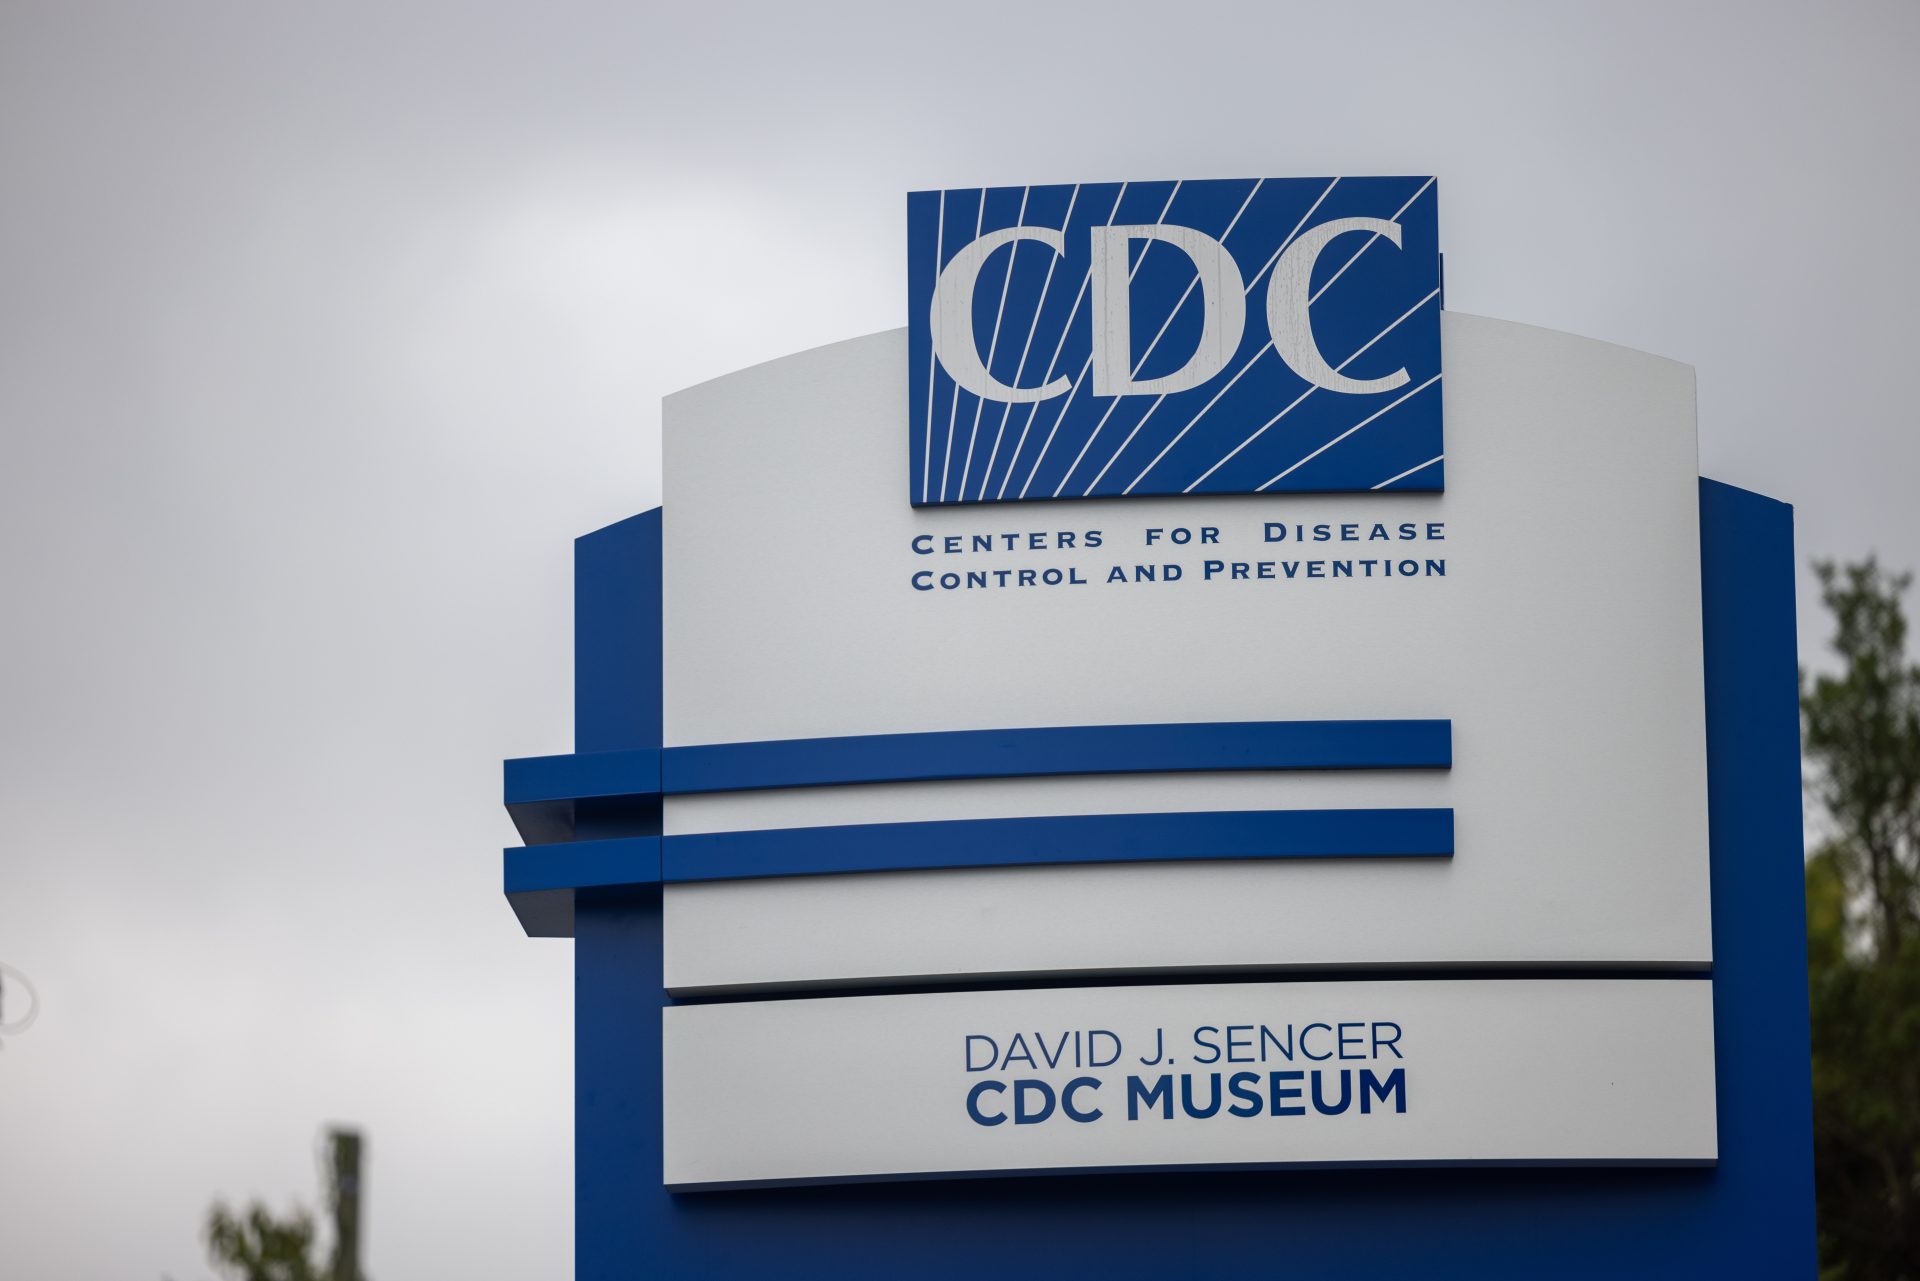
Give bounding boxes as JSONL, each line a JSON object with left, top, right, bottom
{"left": 1089, "top": 225, "right": 1247, "bottom": 398}
{"left": 929, "top": 227, "right": 1072, "bottom": 403}
{"left": 1266, "top": 217, "right": 1411, "bottom": 395}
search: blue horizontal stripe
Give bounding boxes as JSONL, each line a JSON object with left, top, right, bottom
{"left": 661, "top": 808, "right": 1451, "bottom": 883}
{"left": 505, "top": 809, "right": 1451, "bottom": 894}
{"left": 505, "top": 720, "right": 1449, "bottom": 810}
{"left": 505, "top": 747, "right": 660, "bottom": 805}
{"left": 505, "top": 836, "right": 661, "bottom": 893}
{"left": 665, "top": 719, "right": 1448, "bottom": 793}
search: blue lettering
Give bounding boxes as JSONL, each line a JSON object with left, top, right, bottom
{"left": 1037, "top": 1031, "right": 1070, "bottom": 1070}
{"left": 1361, "top": 1068, "right": 1407, "bottom": 1114}
{"left": 1270, "top": 1070, "right": 1306, "bottom": 1116}
{"left": 1013, "top": 1078, "right": 1056, "bottom": 1124}
{"left": 1062, "top": 1077, "right": 1103, "bottom": 1123}
{"left": 1002, "top": 1033, "right": 1036, "bottom": 1070}
{"left": 1181, "top": 1072, "right": 1223, "bottom": 1119}
{"left": 1227, "top": 1071, "right": 1263, "bottom": 1117}
{"left": 1088, "top": 1030, "right": 1121, "bottom": 1067}
{"left": 964, "top": 1035, "right": 998, "bottom": 1071}
{"left": 1313, "top": 1069, "right": 1352, "bottom": 1115}
{"left": 967, "top": 1080, "right": 1006, "bottom": 1126}
{"left": 1128, "top": 1074, "right": 1173, "bottom": 1120}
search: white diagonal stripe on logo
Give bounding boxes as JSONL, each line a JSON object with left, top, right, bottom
{"left": 1116, "top": 177, "right": 1339, "bottom": 495}
{"left": 1256, "top": 373, "right": 1442, "bottom": 491}
{"left": 920, "top": 189, "right": 946, "bottom": 504}
{"left": 937, "top": 193, "right": 986, "bottom": 503}
{"left": 1371, "top": 453, "right": 1444, "bottom": 490}
{"left": 956, "top": 185, "right": 1031, "bottom": 502}
{"left": 1073, "top": 178, "right": 1266, "bottom": 496}
{"left": 1308, "top": 176, "right": 1434, "bottom": 306}
{"left": 976, "top": 183, "right": 1080, "bottom": 501}
{"left": 1182, "top": 286, "right": 1440, "bottom": 493}
{"left": 1012, "top": 182, "right": 1130, "bottom": 500}
{"left": 1045, "top": 179, "right": 1185, "bottom": 498}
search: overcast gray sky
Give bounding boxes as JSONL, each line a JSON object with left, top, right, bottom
{"left": 2, "top": 2, "right": 1916, "bottom": 1277}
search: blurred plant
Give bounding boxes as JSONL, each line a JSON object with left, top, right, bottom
{"left": 1803, "top": 557, "right": 1920, "bottom": 1279}
{"left": 203, "top": 1128, "right": 366, "bottom": 1281}
{"left": 204, "top": 1203, "right": 324, "bottom": 1281}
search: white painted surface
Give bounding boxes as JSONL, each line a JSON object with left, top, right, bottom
{"left": 660, "top": 312, "right": 1709, "bottom": 991}
{"left": 662, "top": 977, "right": 1717, "bottom": 1187}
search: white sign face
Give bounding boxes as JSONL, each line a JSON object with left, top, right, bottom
{"left": 659, "top": 312, "right": 1709, "bottom": 992}
{"left": 662, "top": 978, "right": 1716, "bottom": 1188}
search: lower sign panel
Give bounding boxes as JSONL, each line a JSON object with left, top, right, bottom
{"left": 662, "top": 977, "right": 1717, "bottom": 1188}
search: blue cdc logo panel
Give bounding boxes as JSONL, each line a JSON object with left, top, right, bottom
{"left": 907, "top": 176, "right": 1442, "bottom": 506}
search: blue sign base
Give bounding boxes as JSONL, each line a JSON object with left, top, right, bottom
{"left": 548, "top": 479, "right": 1813, "bottom": 1279}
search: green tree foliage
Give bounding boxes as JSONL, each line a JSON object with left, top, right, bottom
{"left": 203, "top": 1203, "right": 323, "bottom": 1281}
{"left": 203, "top": 1129, "right": 365, "bottom": 1281}
{"left": 1803, "top": 558, "right": 1920, "bottom": 1279}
